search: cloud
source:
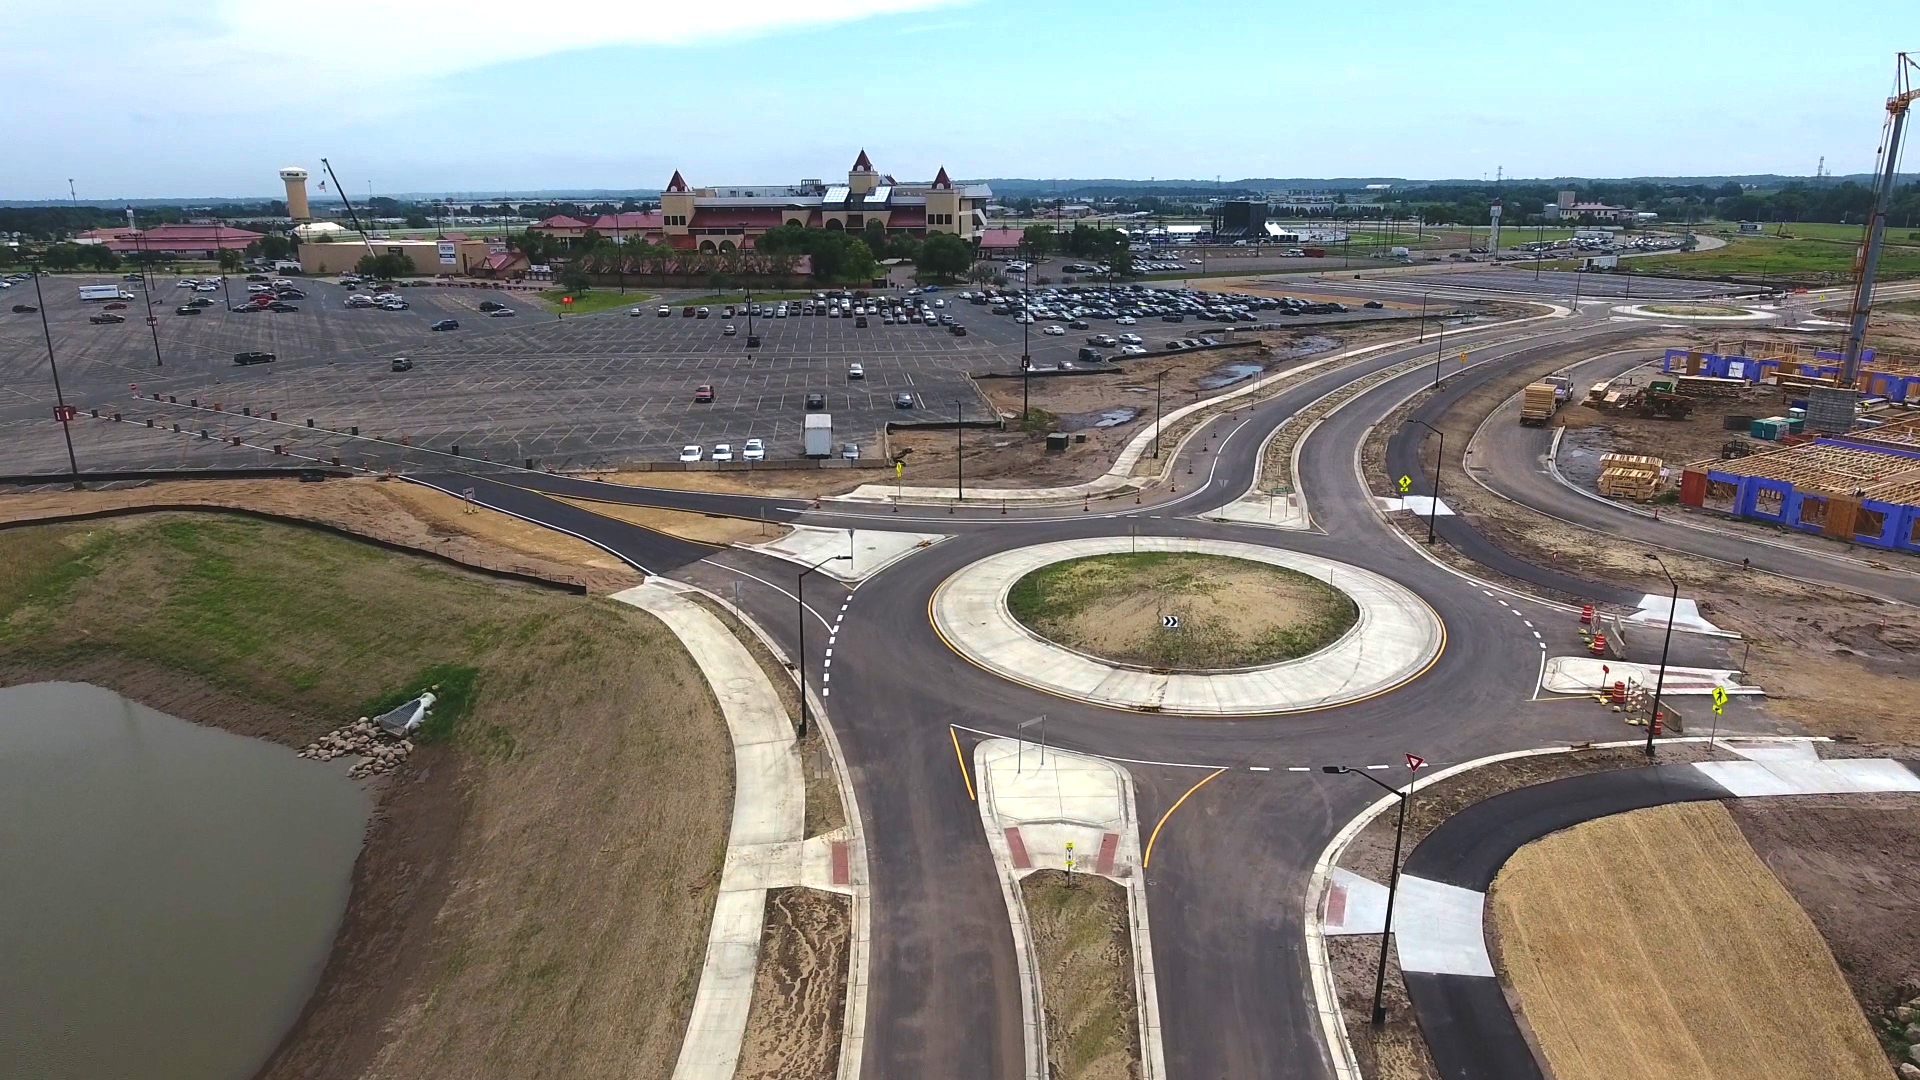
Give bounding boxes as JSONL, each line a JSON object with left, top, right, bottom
{"left": 5, "top": 0, "right": 976, "bottom": 97}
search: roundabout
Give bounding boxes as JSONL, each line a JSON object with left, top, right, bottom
{"left": 930, "top": 536, "right": 1444, "bottom": 715}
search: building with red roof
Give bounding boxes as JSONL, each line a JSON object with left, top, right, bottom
{"left": 78, "top": 223, "right": 264, "bottom": 257}
{"left": 657, "top": 150, "right": 991, "bottom": 253}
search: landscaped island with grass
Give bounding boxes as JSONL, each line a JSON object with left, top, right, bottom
{"left": 0, "top": 514, "right": 731, "bottom": 1080}
{"left": 1006, "top": 551, "right": 1358, "bottom": 671}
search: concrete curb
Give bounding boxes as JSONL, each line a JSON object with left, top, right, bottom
{"left": 971, "top": 738, "right": 1167, "bottom": 1080}
{"left": 1300, "top": 734, "right": 1834, "bottom": 1080}
{"left": 838, "top": 306, "right": 1562, "bottom": 506}
{"left": 609, "top": 580, "right": 806, "bottom": 1080}
{"left": 931, "top": 536, "right": 1444, "bottom": 715}
{"left": 665, "top": 579, "right": 874, "bottom": 1080}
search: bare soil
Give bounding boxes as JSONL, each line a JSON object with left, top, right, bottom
{"left": 583, "top": 468, "right": 868, "bottom": 499}
{"left": 1021, "top": 870, "right": 1141, "bottom": 1080}
{"left": 734, "top": 888, "right": 852, "bottom": 1080}
{"left": 1730, "top": 794, "right": 1920, "bottom": 1068}
{"left": 0, "top": 517, "right": 731, "bottom": 1080}
{"left": 1010, "top": 552, "right": 1356, "bottom": 670}
{"left": 0, "top": 477, "right": 642, "bottom": 593}
{"left": 1366, "top": 338, "right": 1920, "bottom": 744}
{"left": 551, "top": 495, "right": 791, "bottom": 546}
{"left": 1329, "top": 935, "right": 1437, "bottom": 1080}
{"left": 1490, "top": 801, "right": 1887, "bottom": 1080}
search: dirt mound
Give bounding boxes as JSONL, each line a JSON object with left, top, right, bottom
{"left": 1008, "top": 552, "right": 1356, "bottom": 670}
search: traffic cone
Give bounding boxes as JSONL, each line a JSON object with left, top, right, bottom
{"left": 1580, "top": 604, "right": 1594, "bottom": 625}
{"left": 1589, "top": 633, "right": 1607, "bottom": 657}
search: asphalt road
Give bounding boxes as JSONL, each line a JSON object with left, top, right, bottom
{"left": 14, "top": 266, "right": 1900, "bottom": 1079}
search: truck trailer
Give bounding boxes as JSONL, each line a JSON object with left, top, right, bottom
{"left": 803, "top": 413, "right": 833, "bottom": 458}
{"left": 78, "top": 284, "right": 128, "bottom": 303}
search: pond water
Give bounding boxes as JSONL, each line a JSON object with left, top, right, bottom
{"left": 0, "top": 681, "right": 370, "bottom": 1080}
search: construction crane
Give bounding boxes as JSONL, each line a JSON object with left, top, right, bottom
{"left": 1841, "top": 52, "right": 1920, "bottom": 385}
{"left": 319, "top": 158, "right": 379, "bottom": 260}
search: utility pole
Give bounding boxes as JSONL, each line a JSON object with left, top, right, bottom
{"left": 1643, "top": 554, "right": 1679, "bottom": 756}
{"left": 30, "top": 268, "right": 82, "bottom": 486}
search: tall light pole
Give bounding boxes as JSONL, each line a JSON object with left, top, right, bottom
{"left": 1432, "top": 311, "right": 1447, "bottom": 386}
{"left": 954, "top": 400, "right": 964, "bottom": 501}
{"left": 1403, "top": 419, "right": 1443, "bottom": 544}
{"left": 1643, "top": 553, "right": 1678, "bottom": 756}
{"left": 30, "top": 268, "right": 82, "bottom": 487}
{"left": 130, "top": 208, "right": 164, "bottom": 367}
{"left": 1324, "top": 755, "right": 1425, "bottom": 1027}
{"left": 797, "top": 553, "right": 852, "bottom": 737}
{"left": 1418, "top": 291, "right": 1428, "bottom": 344}
{"left": 1153, "top": 368, "right": 1166, "bottom": 458}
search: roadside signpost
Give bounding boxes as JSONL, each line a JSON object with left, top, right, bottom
{"left": 1162, "top": 615, "right": 1181, "bottom": 629}
{"left": 1397, "top": 475, "right": 1412, "bottom": 493}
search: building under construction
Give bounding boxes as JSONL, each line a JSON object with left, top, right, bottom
{"left": 1679, "top": 413, "right": 1920, "bottom": 552}
{"left": 1660, "top": 344, "right": 1920, "bottom": 404}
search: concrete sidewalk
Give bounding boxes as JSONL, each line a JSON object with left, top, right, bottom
{"left": 1541, "top": 656, "right": 1760, "bottom": 696}
{"left": 746, "top": 524, "right": 948, "bottom": 583}
{"left": 612, "top": 580, "right": 864, "bottom": 1080}
{"left": 972, "top": 737, "right": 1166, "bottom": 1080}
{"left": 931, "top": 536, "right": 1444, "bottom": 714}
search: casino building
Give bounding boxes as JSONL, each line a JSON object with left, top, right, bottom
{"left": 655, "top": 150, "right": 991, "bottom": 252}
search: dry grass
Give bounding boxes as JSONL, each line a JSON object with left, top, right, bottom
{"left": 553, "top": 495, "right": 790, "bottom": 545}
{"left": 1008, "top": 552, "right": 1355, "bottom": 670}
{"left": 734, "top": 887, "right": 851, "bottom": 1080}
{"left": 0, "top": 478, "right": 641, "bottom": 592}
{"left": 0, "top": 517, "right": 731, "bottom": 1080}
{"left": 1022, "top": 870, "right": 1140, "bottom": 1080}
{"left": 1490, "top": 801, "right": 1887, "bottom": 1080}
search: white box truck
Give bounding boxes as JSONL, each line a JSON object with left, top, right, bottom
{"left": 803, "top": 413, "right": 833, "bottom": 458}
{"left": 78, "top": 284, "right": 126, "bottom": 302}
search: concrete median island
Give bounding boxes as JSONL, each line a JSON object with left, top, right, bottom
{"left": 1007, "top": 551, "right": 1357, "bottom": 671}
{"left": 934, "top": 537, "right": 1442, "bottom": 714}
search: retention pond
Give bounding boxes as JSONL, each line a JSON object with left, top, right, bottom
{"left": 0, "top": 681, "right": 370, "bottom": 1080}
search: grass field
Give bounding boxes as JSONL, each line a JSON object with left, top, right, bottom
{"left": 1491, "top": 800, "right": 1886, "bottom": 1080}
{"left": 1632, "top": 234, "right": 1920, "bottom": 282}
{"left": 530, "top": 287, "right": 657, "bottom": 315}
{"left": 0, "top": 516, "right": 730, "bottom": 1080}
{"left": 1022, "top": 871, "right": 1140, "bottom": 1080}
{"left": 1007, "top": 551, "right": 1356, "bottom": 669}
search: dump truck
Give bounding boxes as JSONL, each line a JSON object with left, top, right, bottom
{"left": 1520, "top": 376, "right": 1572, "bottom": 426}
{"left": 803, "top": 413, "right": 832, "bottom": 458}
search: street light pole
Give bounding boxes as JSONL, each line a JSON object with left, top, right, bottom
{"left": 954, "top": 400, "right": 964, "bottom": 501}
{"left": 30, "top": 268, "right": 82, "bottom": 487}
{"left": 1643, "top": 553, "right": 1678, "bottom": 756}
{"left": 1404, "top": 419, "right": 1443, "bottom": 544}
{"left": 1323, "top": 758, "right": 1425, "bottom": 1027}
{"left": 797, "top": 553, "right": 852, "bottom": 737}
{"left": 1153, "top": 368, "right": 1166, "bottom": 458}
{"left": 1433, "top": 313, "right": 1447, "bottom": 386}
{"left": 1418, "top": 291, "right": 1428, "bottom": 344}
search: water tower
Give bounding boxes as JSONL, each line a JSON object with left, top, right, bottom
{"left": 280, "top": 167, "right": 311, "bottom": 222}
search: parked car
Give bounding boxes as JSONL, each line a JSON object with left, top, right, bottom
{"left": 391, "top": 357, "right": 414, "bottom": 371}
{"left": 629, "top": 307, "right": 645, "bottom": 317}
{"left": 1043, "top": 325, "right": 1066, "bottom": 336}
{"left": 658, "top": 305, "right": 672, "bottom": 316}
{"left": 855, "top": 315, "right": 868, "bottom": 327}
{"left": 188, "top": 297, "right": 214, "bottom": 308}
{"left": 694, "top": 384, "right": 714, "bottom": 403}
{"left": 104, "top": 301, "right": 128, "bottom": 310}
{"left": 742, "top": 438, "right": 766, "bottom": 462}
{"left": 712, "top": 443, "right": 734, "bottom": 463}
{"left": 847, "top": 362, "right": 865, "bottom": 379}
{"left": 696, "top": 307, "right": 710, "bottom": 319}
{"left": 841, "top": 442, "right": 860, "bottom": 460}
{"left": 723, "top": 324, "right": 737, "bottom": 336}
{"left": 679, "top": 444, "right": 703, "bottom": 462}
{"left": 1364, "top": 300, "right": 1384, "bottom": 309}
{"left": 268, "top": 302, "right": 299, "bottom": 313}
{"left": 232, "top": 351, "right": 276, "bottom": 365}
{"left": 893, "top": 392, "right": 915, "bottom": 408}
{"left": 479, "top": 300, "right": 506, "bottom": 312}
{"left": 805, "top": 392, "right": 826, "bottom": 410}
{"left": 431, "top": 318, "right": 459, "bottom": 331}
{"left": 950, "top": 324, "right": 967, "bottom": 336}
{"left": 173, "top": 305, "right": 199, "bottom": 315}
{"left": 488, "top": 307, "right": 515, "bottom": 318}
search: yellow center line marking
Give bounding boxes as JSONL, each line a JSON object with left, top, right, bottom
{"left": 950, "top": 726, "right": 975, "bottom": 801}
{"left": 1142, "top": 766, "right": 1227, "bottom": 868}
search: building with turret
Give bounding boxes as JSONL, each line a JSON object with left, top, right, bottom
{"left": 654, "top": 150, "right": 991, "bottom": 252}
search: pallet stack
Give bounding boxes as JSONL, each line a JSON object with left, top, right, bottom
{"left": 1597, "top": 453, "right": 1665, "bottom": 500}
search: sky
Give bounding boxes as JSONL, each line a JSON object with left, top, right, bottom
{"left": 4, "top": 0, "right": 1914, "bottom": 199}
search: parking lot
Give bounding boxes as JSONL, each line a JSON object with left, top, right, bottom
{"left": 0, "top": 274, "right": 1021, "bottom": 473}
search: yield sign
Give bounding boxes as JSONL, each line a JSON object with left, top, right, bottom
{"left": 1405, "top": 754, "right": 1426, "bottom": 771}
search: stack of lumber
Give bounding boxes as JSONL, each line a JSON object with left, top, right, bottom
{"left": 1598, "top": 453, "right": 1665, "bottom": 500}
